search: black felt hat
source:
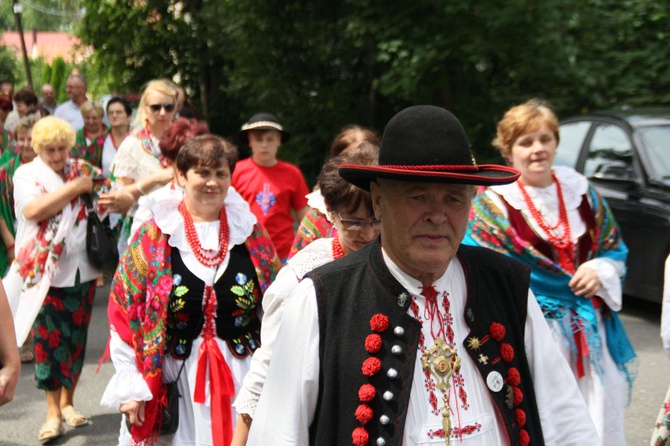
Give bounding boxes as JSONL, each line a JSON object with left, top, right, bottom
{"left": 339, "top": 105, "right": 519, "bottom": 191}
{"left": 238, "top": 112, "right": 291, "bottom": 143}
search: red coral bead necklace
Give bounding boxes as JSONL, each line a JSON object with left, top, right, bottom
{"left": 179, "top": 200, "right": 229, "bottom": 267}
{"left": 332, "top": 237, "right": 345, "bottom": 259}
{"left": 517, "top": 173, "right": 575, "bottom": 271}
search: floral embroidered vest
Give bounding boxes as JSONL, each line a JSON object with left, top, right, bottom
{"left": 165, "top": 244, "right": 262, "bottom": 360}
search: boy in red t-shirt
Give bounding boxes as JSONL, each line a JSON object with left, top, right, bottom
{"left": 232, "top": 113, "right": 309, "bottom": 262}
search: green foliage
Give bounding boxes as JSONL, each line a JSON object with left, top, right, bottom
{"left": 0, "top": 0, "right": 82, "bottom": 32}
{"left": 0, "top": 47, "right": 23, "bottom": 85}
{"left": 75, "top": 0, "right": 670, "bottom": 181}
{"left": 41, "top": 63, "right": 52, "bottom": 86}
{"left": 49, "top": 57, "right": 68, "bottom": 103}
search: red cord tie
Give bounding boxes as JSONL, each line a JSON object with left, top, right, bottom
{"left": 193, "top": 286, "right": 234, "bottom": 446}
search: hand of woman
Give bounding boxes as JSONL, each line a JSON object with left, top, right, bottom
{"left": 0, "top": 363, "right": 19, "bottom": 407}
{"left": 569, "top": 265, "right": 601, "bottom": 298}
{"left": 72, "top": 175, "right": 94, "bottom": 195}
{"left": 99, "top": 190, "right": 135, "bottom": 214}
{"left": 120, "top": 400, "right": 146, "bottom": 427}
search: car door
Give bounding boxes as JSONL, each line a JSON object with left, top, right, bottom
{"left": 560, "top": 117, "right": 664, "bottom": 302}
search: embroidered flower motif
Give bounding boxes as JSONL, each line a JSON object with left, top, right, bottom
{"left": 489, "top": 322, "right": 506, "bottom": 341}
{"left": 358, "top": 384, "right": 376, "bottom": 402}
{"left": 507, "top": 367, "right": 520, "bottom": 386}
{"left": 515, "top": 408, "right": 526, "bottom": 427}
{"left": 370, "top": 313, "right": 389, "bottom": 332}
{"left": 235, "top": 272, "right": 248, "bottom": 285}
{"left": 365, "top": 334, "right": 382, "bottom": 353}
{"left": 352, "top": 427, "right": 369, "bottom": 446}
{"left": 500, "top": 343, "right": 514, "bottom": 363}
{"left": 173, "top": 274, "right": 182, "bottom": 286}
{"left": 355, "top": 404, "right": 373, "bottom": 424}
{"left": 466, "top": 337, "right": 481, "bottom": 350}
{"left": 230, "top": 273, "right": 259, "bottom": 327}
{"left": 361, "top": 357, "right": 382, "bottom": 376}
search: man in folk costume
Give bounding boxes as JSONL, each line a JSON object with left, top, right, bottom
{"left": 248, "top": 105, "right": 598, "bottom": 445}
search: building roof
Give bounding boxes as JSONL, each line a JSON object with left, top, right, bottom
{"left": 1, "top": 31, "right": 89, "bottom": 63}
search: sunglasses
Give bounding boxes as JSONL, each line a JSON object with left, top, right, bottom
{"left": 147, "top": 103, "right": 176, "bottom": 113}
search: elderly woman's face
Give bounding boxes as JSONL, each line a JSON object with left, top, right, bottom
{"left": 16, "top": 129, "right": 36, "bottom": 162}
{"left": 84, "top": 109, "right": 104, "bottom": 133}
{"left": 39, "top": 142, "right": 70, "bottom": 174}
{"left": 144, "top": 89, "right": 176, "bottom": 129}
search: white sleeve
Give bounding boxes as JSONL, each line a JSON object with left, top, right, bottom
{"left": 580, "top": 257, "right": 625, "bottom": 311}
{"left": 524, "top": 290, "right": 599, "bottom": 444}
{"left": 233, "top": 265, "right": 300, "bottom": 416}
{"left": 12, "top": 166, "right": 42, "bottom": 222}
{"left": 99, "top": 327, "right": 153, "bottom": 408}
{"left": 130, "top": 193, "right": 155, "bottom": 237}
{"left": 661, "top": 255, "right": 670, "bottom": 359}
{"left": 247, "top": 278, "right": 320, "bottom": 446}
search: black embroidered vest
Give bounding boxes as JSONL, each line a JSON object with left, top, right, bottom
{"left": 165, "top": 243, "right": 262, "bottom": 359}
{"left": 306, "top": 238, "right": 545, "bottom": 446}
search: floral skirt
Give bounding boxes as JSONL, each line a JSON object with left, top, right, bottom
{"left": 33, "top": 278, "right": 96, "bottom": 390}
{"left": 651, "top": 385, "right": 670, "bottom": 446}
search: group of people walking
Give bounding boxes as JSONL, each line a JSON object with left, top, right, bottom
{"left": 0, "top": 73, "right": 665, "bottom": 446}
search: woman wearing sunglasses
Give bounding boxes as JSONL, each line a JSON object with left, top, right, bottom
{"left": 232, "top": 142, "right": 379, "bottom": 445}
{"left": 100, "top": 79, "right": 184, "bottom": 250}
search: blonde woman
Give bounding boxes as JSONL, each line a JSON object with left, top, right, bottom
{"left": 99, "top": 79, "right": 184, "bottom": 249}
{"left": 5, "top": 116, "right": 106, "bottom": 442}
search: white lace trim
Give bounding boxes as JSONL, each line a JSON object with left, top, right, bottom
{"left": 306, "top": 190, "right": 331, "bottom": 221}
{"left": 286, "top": 237, "right": 336, "bottom": 279}
{"left": 152, "top": 186, "right": 257, "bottom": 251}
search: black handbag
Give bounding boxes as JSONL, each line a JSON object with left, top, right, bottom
{"left": 82, "top": 193, "right": 119, "bottom": 275}
{"left": 159, "top": 379, "right": 181, "bottom": 436}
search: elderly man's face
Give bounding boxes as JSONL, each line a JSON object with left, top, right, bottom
{"left": 371, "top": 179, "right": 475, "bottom": 286}
{"left": 65, "top": 77, "right": 86, "bottom": 101}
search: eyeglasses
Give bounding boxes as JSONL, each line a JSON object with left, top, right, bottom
{"left": 147, "top": 103, "right": 176, "bottom": 113}
{"left": 336, "top": 213, "right": 382, "bottom": 231}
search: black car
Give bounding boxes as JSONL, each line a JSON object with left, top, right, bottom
{"left": 557, "top": 107, "right": 670, "bottom": 303}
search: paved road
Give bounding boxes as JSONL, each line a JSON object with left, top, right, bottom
{"left": 0, "top": 286, "right": 666, "bottom": 445}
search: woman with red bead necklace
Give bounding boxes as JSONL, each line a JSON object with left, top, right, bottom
{"left": 232, "top": 142, "right": 379, "bottom": 446}
{"left": 464, "top": 99, "right": 636, "bottom": 445}
{"left": 102, "top": 134, "right": 280, "bottom": 446}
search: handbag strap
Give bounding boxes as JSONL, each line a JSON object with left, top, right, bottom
{"left": 81, "top": 193, "right": 95, "bottom": 214}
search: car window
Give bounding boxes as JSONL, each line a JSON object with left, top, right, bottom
{"left": 557, "top": 121, "right": 590, "bottom": 168}
{"left": 638, "top": 126, "right": 670, "bottom": 179}
{"left": 584, "top": 124, "right": 634, "bottom": 179}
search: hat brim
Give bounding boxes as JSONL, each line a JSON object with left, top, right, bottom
{"left": 339, "top": 164, "right": 520, "bottom": 191}
{"left": 238, "top": 127, "right": 291, "bottom": 143}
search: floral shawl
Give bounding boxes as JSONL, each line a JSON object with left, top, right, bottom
{"left": 463, "top": 185, "right": 636, "bottom": 387}
{"left": 73, "top": 127, "right": 110, "bottom": 168}
{"left": 107, "top": 217, "right": 279, "bottom": 444}
{"left": 5, "top": 157, "right": 105, "bottom": 345}
{"left": 0, "top": 144, "right": 19, "bottom": 275}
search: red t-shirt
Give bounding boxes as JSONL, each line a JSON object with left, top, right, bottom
{"left": 232, "top": 158, "right": 309, "bottom": 259}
